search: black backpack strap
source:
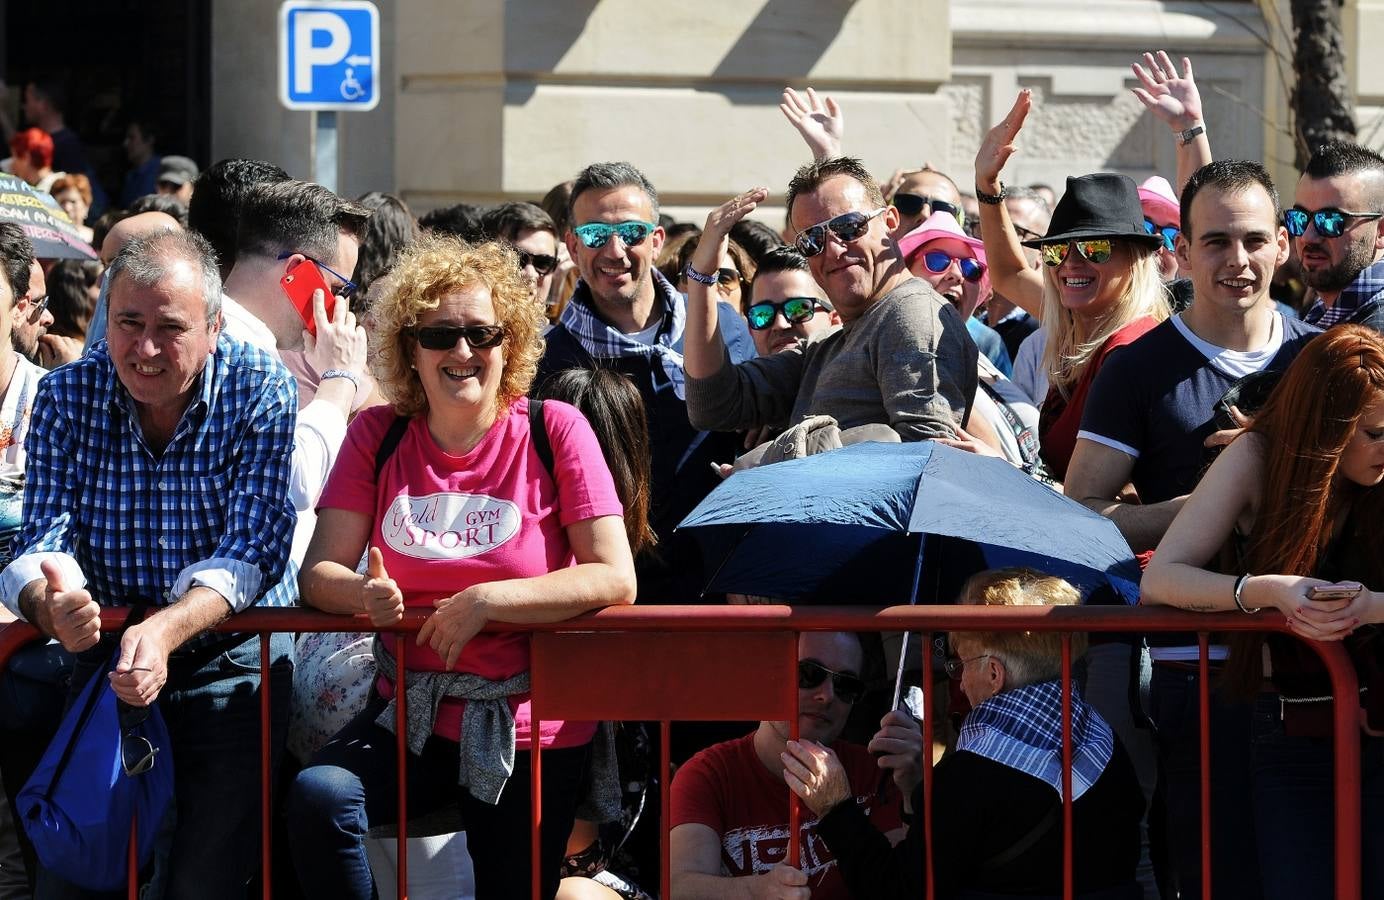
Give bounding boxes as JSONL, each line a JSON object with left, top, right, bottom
{"left": 528, "top": 399, "right": 556, "bottom": 482}
{"left": 373, "top": 415, "right": 410, "bottom": 480}
{"left": 979, "top": 802, "right": 1060, "bottom": 870}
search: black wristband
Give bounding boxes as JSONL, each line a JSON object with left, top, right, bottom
{"left": 975, "top": 183, "right": 1006, "bottom": 205}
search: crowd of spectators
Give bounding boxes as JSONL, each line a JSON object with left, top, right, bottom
{"left": 0, "top": 47, "right": 1380, "bottom": 900}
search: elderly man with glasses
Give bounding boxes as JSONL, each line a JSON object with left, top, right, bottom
{"left": 784, "top": 570, "right": 1143, "bottom": 900}
{"left": 682, "top": 156, "right": 978, "bottom": 448}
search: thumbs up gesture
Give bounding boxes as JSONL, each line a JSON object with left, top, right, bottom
{"left": 37, "top": 559, "right": 101, "bottom": 652}
{"left": 361, "top": 547, "right": 404, "bottom": 627}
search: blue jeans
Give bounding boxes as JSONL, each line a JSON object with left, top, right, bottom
{"left": 1250, "top": 693, "right": 1384, "bottom": 900}
{"left": 287, "top": 693, "right": 588, "bottom": 900}
{"left": 1148, "top": 664, "right": 1262, "bottom": 900}
{"left": 34, "top": 631, "right": 294, "bottom": 900}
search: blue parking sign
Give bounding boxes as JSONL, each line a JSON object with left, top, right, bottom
{"left": 279, "top": 1, "right": 380, "bottom": 111}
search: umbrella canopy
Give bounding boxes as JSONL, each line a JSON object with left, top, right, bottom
{"left": 678, "top": 441, "right": 1141, "bottom": 605}
{"left": 0, "top": 173, "right": 98, "bottom": 260}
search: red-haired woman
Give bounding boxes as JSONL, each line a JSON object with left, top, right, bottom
{"left": 8, "top": 127, "right": 60, "bottom": 192}
{"left": 1144, "top": 324, "right": 1384, "bottom": 899}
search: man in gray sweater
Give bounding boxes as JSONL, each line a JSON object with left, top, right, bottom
{"left": 682, "top": 157, "right": 977, "bottom": 442}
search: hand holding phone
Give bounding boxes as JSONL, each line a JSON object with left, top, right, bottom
{"left": 1308, "top": 582, "right": 1363, "bottom": 602}
{"left": 281, "top": 257, "right": 337, "bottom": 337}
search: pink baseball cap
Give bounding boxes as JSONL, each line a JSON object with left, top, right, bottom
{"left": 1137, "top": 175, "right": 1180, "bottom": 227}
{"left": 896, "top": 210, "right": 986, "bottom": 266}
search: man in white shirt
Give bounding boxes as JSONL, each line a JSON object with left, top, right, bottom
{"left": 220, "top": 179, "right": 370, "bottom": 576}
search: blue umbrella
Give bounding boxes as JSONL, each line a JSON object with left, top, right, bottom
{"left": 678, "top": 441, "right": 1141, "bottom": 605}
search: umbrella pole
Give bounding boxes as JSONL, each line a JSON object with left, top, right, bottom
{"left": 889, "top": 533, "right": 930, "bottom": 712}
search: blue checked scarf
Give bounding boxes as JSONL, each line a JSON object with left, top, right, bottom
{"left": 1304, "top": 257, "right": 1384, "bottom": 328}
{"left": 958, "top": 678, "right": 1114, "bottom": 800}
{"left": 559, "top": 269, "right": 688, "bottom": 399}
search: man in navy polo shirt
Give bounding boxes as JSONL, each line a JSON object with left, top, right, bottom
{"left": 1065, "top": 159, "right": 1319, "bottom": 900}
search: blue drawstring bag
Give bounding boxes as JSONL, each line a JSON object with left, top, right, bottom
{"left": 17, "top": 640, "right": 174, "bottom": 891}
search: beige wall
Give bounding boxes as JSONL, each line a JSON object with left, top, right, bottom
{"left": 393, "top": 0, "right": 953, "bottom": 220}
{"left": 213, "top": 0, "right": 953, "bottom": 221}
{"left": 210, "top": 0, "right": 1384, "bottom": 224}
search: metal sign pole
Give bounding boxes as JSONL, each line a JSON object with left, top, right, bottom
{"left": 314, "top": 110, "right": 338, "bottom": 194}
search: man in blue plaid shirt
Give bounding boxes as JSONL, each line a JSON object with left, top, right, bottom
{"left": 0, "top": 228, "right": 298, "bottom": 899}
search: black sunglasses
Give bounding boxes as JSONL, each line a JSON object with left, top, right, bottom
{"left": 408, "top": 324, "right": 506, "bottom": 350}
{"left": 797, "top": 660, "right": 867, "bottom": 704}
{"left": 794, "top": 208, "right": 886, "bottom": 258}
{"left": 893, "top": 192, "right": 964, "bottom": 226}
{"left": 517, "top": 251, "right": 559, "bottom": 276}
{"left": 746, "top": 297, "right": 826, "bottom": 330}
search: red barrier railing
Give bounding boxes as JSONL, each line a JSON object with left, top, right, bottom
{"left": 0, "top": 604, "right": 1363, "bottom": 900}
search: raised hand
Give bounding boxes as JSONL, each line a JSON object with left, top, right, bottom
{"left": 976, "top": 90, "right": 1032, "bottom": 193}
{"left": 689, "top": 188, "right": 771, "bottom": 276}
{"left": 360, "top": 546, "right": 404, "bottom": 627}
{"left": 780, "top": 87, "right": 844, "bottom": 161}
{"left": 1131, "top": 50, "right": 1204, "bottom": 133}
{"left": 38, "top": 559, "right": 101, "bottom": 652}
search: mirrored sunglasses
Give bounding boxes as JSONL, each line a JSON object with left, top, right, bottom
{"left": 408, "top": 324, "right": 506, "bottom": 350}
{"left": 893, "top": 193, "right": 965, "bottom": 227}
{"left": 921, "top": 250, "right": 986, "bottom": 282}
{"left": 1143, "top": 219, "right": 1180, "bottom": 252}
{"left": 794, "top": 208, "right": 886, "bottom": 258}
{"left": 746, "top": 297, "right": 824, "bottom": 330}
{"left": 119, "top": 705, "right": 158, "bottom": 777}
{"left": 572, "top": 221, "right": 659, "bottom": 249}
{"left": 121, "top": 733, "right": 158, "bottom": 776}
{"left": 517, "top": 251, "right": 559, "bottom": 276}
{"left": 1283, "top": 207, "right": 1384, "bottom": 239}
{"left": 797, "top": 660, "right": 867, "bottom": 704}
{"left": 1041, "top": 239, "right": 1114, "bottom": 267}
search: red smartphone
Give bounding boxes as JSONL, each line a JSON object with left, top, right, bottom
{"left": 280, "top": 257, "right": 336, "bottom": 337}
{"left": 1308, "top": 582, "right": 1363, "bottom": 602}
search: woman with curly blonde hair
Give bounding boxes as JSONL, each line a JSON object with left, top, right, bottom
{"left": 290, "top": 234, "right": 637, "bottom": 900}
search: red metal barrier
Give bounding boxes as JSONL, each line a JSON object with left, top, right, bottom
{"left": 0, "top": 604, "right": 1364, "bottom": 900}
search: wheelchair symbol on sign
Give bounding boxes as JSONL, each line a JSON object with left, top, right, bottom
{"left": 340, "top": 68, "right": 365, "bottom": 101}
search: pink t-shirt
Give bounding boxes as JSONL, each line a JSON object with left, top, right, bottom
{"left": 318, "top": 397, "right": 624, "bottom": 749}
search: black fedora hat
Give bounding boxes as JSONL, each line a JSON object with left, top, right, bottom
{"left": 1021, "top": 173, "right": 1165, "bottom": 250}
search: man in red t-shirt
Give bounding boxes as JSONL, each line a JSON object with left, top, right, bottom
{"left": 670, "top": 632, "right": 921, "bottom": 899}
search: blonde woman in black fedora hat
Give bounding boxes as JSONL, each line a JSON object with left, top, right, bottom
{"left": 974, "top": 92, "right": 1171, "bottom": 483}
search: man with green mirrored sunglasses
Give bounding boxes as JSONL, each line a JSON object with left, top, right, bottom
{"left": 1292, "top": 140, "right": 1384, "bottom": 333}
{"left": 536, "top": 162, "right": 755, "bottom": 603}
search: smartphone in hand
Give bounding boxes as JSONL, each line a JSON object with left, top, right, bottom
{"left": 280, "top": 258, "right": 336, "bottom": 337}
{"left": 1308, "top": 582, "right": 1363, "bottom": 602}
